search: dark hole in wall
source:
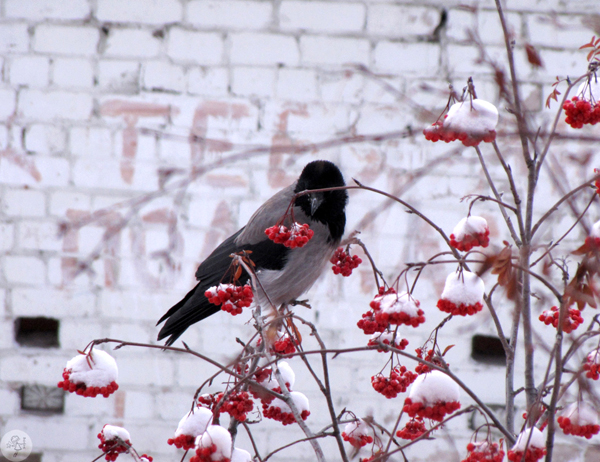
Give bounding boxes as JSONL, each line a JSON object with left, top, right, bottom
{"left": 15, "top": 317, "right": 60, "bottom": 348}
{"left": 471, "top": 334, "right": 506, "bottom": 365}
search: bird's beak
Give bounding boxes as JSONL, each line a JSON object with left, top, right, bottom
{"left": 309, "top": 192, "right": 324, "bottom": 215}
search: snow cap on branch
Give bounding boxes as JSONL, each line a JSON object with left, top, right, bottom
{"left": 437, "top": 270, "right": 485, "bottom": 316}
{"left": 195, "top": 425, "right": 232, "bottom": 462}
{"left": 444, "top": 99, "right": 499, "bottom": 137}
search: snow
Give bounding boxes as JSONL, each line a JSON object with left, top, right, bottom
{"left": 66, "top": 349, "right": 118, "bottom": 388}
{"left": 101, "top": 425, "right": 130, "bottom": 442}
{"left": 451, "top": 216, "right": 488, "bottom": 241}
{"left": 512, "top": 426, "right": 545, "bottom": 451}
{"left": 440, "top": 270, "right": 485, "bottom": 306}
{"left": 370, "top": 331, "right": 397, "bottom": 345}
{"left": 591, "top": 220, "right": 600, "bottom": 239}
{"left": 561, "top": 402, "right": 599, "bottom": 426}
{"left": 197, "top": 425, "right": 232, "bottom": 460}
{"left": 175, "top": 406, "right": 213, "bottom": 437}
{"left": 276, "top": 361, "right": 295, "bottom": 389}
{"left": 270, "top": 391, "right": 310, "bottom": 414}
{"left": 444, "top": 99, "right": 498, "bottom": 136}
{"left": 376, "top": 292, "right": 420, "bottom": 317}
{"left": 344, "top": 419, "right": 369, "bottom": 437}
{"left": 587, "top": 349, "right": 600, "bottom": 365}
{"left": 577, "top": 78, "right": 600, "bottom": 102}
{"left": 408, "top": 370, "right": 460, "bottom": 404}
{"left": 231, "top": 448, "right": 252, "bottom": 462}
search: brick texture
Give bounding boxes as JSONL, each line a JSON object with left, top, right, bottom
{"left": 0, "top": 1, "right": 599, "bottom": 461}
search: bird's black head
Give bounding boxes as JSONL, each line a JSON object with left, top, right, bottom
{"left": 294, "top": 160, "right": 348, "bottom": 242}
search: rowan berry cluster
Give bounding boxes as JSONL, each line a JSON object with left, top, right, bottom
{"left": 461, "top": 441, "right": 505, "bottom": 462}
{"left": 341, "top": 420, "right": 374, "bottom": 448}
{"left": 396, "top": 418, "right": 427, "bottom": 440}
{"left": 563, "top": 96, "right": 600, "bottom": 128}
{"left": 58, "top": 370, "right": 119, "bottom": 398}
{"left": 371, "top": 366, "right": 417, "bottom": 399}
{"left": 449, "top": 216, "right": 490, "bottom": 252}
{"left": 437, "top": 299, "right": 483, "bottom": 316}
{"left": 262, "top": 405, "right": 310, "bottom": 425}
{"left": 272, "top": 334, "right": 296, "bottom": 355}
{"left": 557, "top": 416, "right": 600, "bottom": 439}
{"left": 583, "top": 350, "right": 600, "bottom": 380}
{"left": 402, "top": 397, "right": 461, "bottom": 422}
{"left": 367, "top": 332, "right": 409, "bottom": 352}
{"left": 330, "top": 247, "right": 362, "bottom": 276}
{"left": 205, "top": 283, "right": 253, "bottom": 315}
{"left": 190, "top": 444, "right": 220, "bottom": 462}
{"left": 414, "top": 348, "right": 435, "bottom": 374}
{"left": 219, "top": 391, "right": 254, "bottom": 422}
{"left": 368, "top": 288, "right": 425, "bottom": 328}
{"left": 97, "top": 427, "right": 131, "bottom": 462}
{"left": 538, "top": 306, "right": 584, "bottom": 333}
{"left": 265, "top": 222, "right": 314, "bottom": 248}
{"left": 507, "top": 447, "right": 546, "bottom": 462}
{"left": 167, "top": 434, "right": 196, "bottom": 451}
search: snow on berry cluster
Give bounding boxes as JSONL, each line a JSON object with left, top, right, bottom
{"left": 97, "top": 425, "right": 131, "bottom": 461}
{"left": 437, "top": 271, "right": 485, "bottom": 317}
{"left": 190, "top": 425, "right": 232, "bottom": 462}
{"left": 368, "top": 331, "right": 409, "bottom": 352}
{"left": 265, "top": 222, "right": 314, "bottom": 248}
{"left": 449, "top": 216, "right": 490, "bottom": 252}
{"left": 538, "top": 306, "right": 584, "bottom": 333}
{"left": 262, "top": 391, "right": 310, "bottom": 425}
{"left": 168, "top": 406, "right": 213, "bottom": 450}
{"left": 359, "top": 288, "right": 425, "bottom": 333}
{"left": 584, "top": 349, "right": 600, "bottom": 380}
{"left": 371, "top": 365, "right": 417, "bottom": 399}
{"left": 396, "top": 418, "right": 427, "bottom": 440}
{"left": 205, "top": 283, "right": 253, "bottom": 316}
{"left": 403, "top": 371, "right": 461, "bottom": 422}
{"left": 57, "top": 349, "right": 119, "bottom": 398}
{"left": 342, "top": 419, "right": 374, "bottom": 448}
{"left": 461, "top": 441, "right": 504, "bottom": 462}
{"left": 557, "top": 402, "right": 600, "bottom": 439}
{"left": 424, "top": 99, "right": 498, "bottom": 147}
{"left": 330, "top": 247, "right": 362, "bottom": 276}
{"left": 563, "top": 80, "right": 600, "bottom": 128}
{"left": 507, "top": 427, "right": 546, "bottom": 462}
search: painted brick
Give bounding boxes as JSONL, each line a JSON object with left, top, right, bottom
{"left": 143, "top": 60, "right": 185, "bottom": 92}
{"left": 0, "top": 388, "right": 19, "bottom": 415}
{"left": 374, "top": 41, "right": 440, "bottom": 74}
{"left": 104, "top": 28, "right": 161, "bottom": 58}
{"left": 49, "top": 191, "right": 92, "bottom": 216}
{"left": 155, "top": 391, "right": 195, "bottom": 420}
{"left": 19, "top": 90, "right": 93, "bottom": 121}
{"left": 73, "top": 158, "right": 159, "bottom": 191}
{"left": 280, "top": 1, "right": 365, "bottom": 33}
{"left": 16, "top": 220, "right": 63, "bottom": 251}
{"left": 0, "top": 156, "right": 70, "bottom": 187}
{"left": 5, "top": 0, "right": 90, "bottom": 20}
{"left": 0, "top": 223, "right": 15, "bottom": 251}
{"left": 98, "top": 60, "right": 141, "bottom": 93}
{"left": 117, "top": 356, "right": 175, "bottom": 386}
{"left": 100, "top": 289, "right": 175, "bottom": 321}
{"left": 108, "top": 322, "right": 152, "bottom": 344}
{"left": 0, "top": 89, "right": 16, "bottom": 119}
{"left": 230, "top": 32, "right": 299, "bottom": 66}
{"left": 232, "top": 66, "right": 276, "bottom": 97}
{"left": 124, "top": 390, "right": 154, "bottom": 419}
{"left": 3, "top": 189, "right": 46, "bottom": 217}
{"left": 167, "top": 28, "right": 223, "bottom": 64}
{"left": 0, "top": 355, "right": 68, "bottom": 384}
{"left": 367, "top": 4, "right": 440, "bottom": 37}
{"left": 300, "top": 36, "right": 370, "bottom": 66}
{"left": 97, "top": 0, "right": 183, "bottom": 24}
{"left": 446, "top": 9, "right": 522, "bottom": 45}
{"left": 70, "top": 126, "right": 113, "bottom": 158}
{"left": 3, "top": 416, "right": 90, "bottom": 450}
{"left": 12, "top": 287, "right": 96, "bottom": 317}
{"left": 187, "top": 67, "right": 229, "bottom": 96}
{"left": 34, "top": 25, "right": 99, "bottom": 55}
{"left": 527, "top": 13, "right": 596, "bottom": 49}
{"left": 9, "top": 56, "right": 50, "bottom": 87}
{"left": 277, "top": 68, "right": 318, "bottom": 101}
{"left": 0, "top": 23, "right": 29, "bottom": 53}
{"left": 25, "top": 124, "right": 66, "bottom": 153}
{"left": 58, "top": 319, "right": 103, "bottom": 350}
{"left": 0, "top": 319, "right": 13, "bottom": 348}
{"left": 3, "top": 255, "right": 46, "bottom": 284}
{"left": 187, "top": 0, "right": 272, "bottom": 29}
{"left": 52, "top": 58, "right": 94, "bottom": 88}
{"left": 319, "top": 71, "right": 365, "bottom": 103}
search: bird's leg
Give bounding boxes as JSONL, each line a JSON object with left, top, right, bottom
{"left": 289, "top": 299, "right": 312, "bottom": 309}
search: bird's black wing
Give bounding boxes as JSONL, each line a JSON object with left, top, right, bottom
{"left": 157, "top": 228, "right": 290, "bottom": 346}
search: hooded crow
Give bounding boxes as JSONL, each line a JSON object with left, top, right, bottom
{"left": 157, "top": 160, "right": 348, "bottom": 346}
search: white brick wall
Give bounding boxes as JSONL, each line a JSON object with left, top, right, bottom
{"left": 1, "top": 0, "right": 600, "bottom": 461}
